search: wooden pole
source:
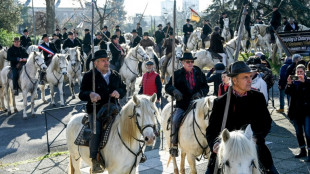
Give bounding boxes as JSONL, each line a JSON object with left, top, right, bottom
{"left": 234, "top": 4, "right": 248, "bottom": 61}
{"left": 91, "top": 0, "right": 96, "bottom": 134}
{"left": 138, "top": 2, "right": 149, "bottom": 24}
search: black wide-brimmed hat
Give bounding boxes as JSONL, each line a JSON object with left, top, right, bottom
{"left": 68, "top": 31, "right": 73, "bottom": 35}
{"left": 179, "top": 52, "right": 196, "bottom": 61}
{"left": 227, "top": 61, "right": 251, "bottom": 77}
{"left": 84, "top": 28, "right": 90, "bottom": 32}
{"left": 92, "top": 49, "right": 108, "bottom": 61}
{"left": 146, "top": 61, "right": 154, "bottom": 65}
{"left": 157, "top": 24, "right": 162, "bottom": 27}
{"left": 23, "top": 29, "right": 28, "bottom": 33}
{"left": 42, "top": 33, "right": 49, "bottom": 40}
{"left": 131, "top": 29, "right": 137, "bottom": 33}
{"left": 186, "top": 19, "right": 190, "bottom": 22}
{"left": 143, "top": 32, "right": 149, "bottom": 36}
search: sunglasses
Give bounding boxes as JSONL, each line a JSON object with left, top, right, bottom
{"left": 185, "top": 60, "right": 194, "bottom": 64}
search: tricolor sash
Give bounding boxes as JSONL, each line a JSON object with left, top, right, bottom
{"left": 38, "top": 44, "right": 55, "bottom": 55}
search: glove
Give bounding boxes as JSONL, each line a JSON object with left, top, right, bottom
{"left": 191, "top": 92, "right": 201, "bottom": 100}
{"left": 173, "top": 89, "right": 183, "bottom": 101}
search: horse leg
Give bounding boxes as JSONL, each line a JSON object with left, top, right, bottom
{"left": 22, "top": 90, "right": 28, "bottom": 119}
{"left": 0, "top": 87, "right": 7, "bottom": 111}
{"left": 40, "top": 85, "right": 48, "bottom": 104}
{"left": 50, "top": 84, "right": 56, "bottom": 107}
{"left": 58, "top": 82, "right": 65, "bottom": 106}
{"left": 186, "top": 154, "right": 197, "bottom": 174}
{"left": 30, "top": 91, "right": 36, "bottom": 117}
{"left": 4, "top": 87, "right": 11, "bottom": 115}
{"left": 68, "top": 154, "right": 81, "bottom": 174}
{"left": 180, "top": 151, "right": 186, "bottom": 174}
{"left": 12, "top": 91, "right": 17, "bottom": 113}
{"left": 69, "top": 77, "right": 75, "bottom": 99}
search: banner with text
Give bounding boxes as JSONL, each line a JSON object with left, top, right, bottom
{"left": 278, "top": 31, "right": 310, "bottom": 56}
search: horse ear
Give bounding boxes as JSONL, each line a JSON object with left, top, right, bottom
{"left": 207, "top": 96, "right": 216, "bottom": 111}
{"left": 150, "top": 93, "right": 157, "bottom": 103}
{"left": 244, "top": 124, "right": 253, "bottom": 140}
{"left": 222, "top": 129, "right": 230, "bottom": 142}
{"left": 133, "top": 94, "right": 140, "bottom": 105}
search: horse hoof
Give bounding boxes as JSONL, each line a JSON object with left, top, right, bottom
{"left": 23, "top": 116, "right": 28, "bottom": 120}
{"left": 43, "top": 100, "right": 48, "bottom": 104}
{"left": 72, "top": 96, "right": 76, "bottom": 99}
{"left": 7, "top": 111, "right": 11, "bottom": 116}
{"left": 14, "top": 109, "right": 18, "bottom": 113}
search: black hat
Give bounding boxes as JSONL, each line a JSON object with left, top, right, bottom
{"left": 23, "top": 29, "right": 28, "bottom": 33}
{"left": 115, "top": 29, "right": 121, "bottom": 32}
{"left": 214, "top": 62, "right": 225, "bottom": 71}
{"left": 111, "top": 35, "right": 118, "bottom": 40}
{"left": 227, "top": 61, "right": 251, "bottom": 77}
{"left": 214, "top": 26, "right": 220, "bottom": 32}
{"left": 63, "top": 27, "right": 67, "bottom": 30}
{"left": 167, "top": 22, "right": 171, "bottom": 25}
{"left": 92, "top": 50, "right": 108, "bottom": 61}
{"left": 273, "top": 5, "right": 278, "bottom": 8}
{"left": 42, "top": 34, "right": 49, "bottom": 40}
{"left": 84, "top": 28, "right": 90, "bottom": 32}
{"left": 68, "top": 31, "right": 73, "bottom": 35}
{"left": 56, "top": 28, "right": 60, "bottom": 31}
{"left": 104, "top": 26, "right": 108, "bottom": 29}
{"left": 157, "top": 24, "right": 162, "bottom": 27}
{"left": 146, "top": 61, "right": 154, "bottom": 65}
{"left": 143, "top": 32, "right": 149, "bottom": 36}
{"left": 169, "top": 31, "right": 174, "bottom": 36}
{"left": 95, "top": 32, "right": 101, "bottom": 36}
{"left": 179, "top": 52, "right": 196, "bottom": 61}
{"left": 186, "top": 19, "right": 190, "bottom": 22}
{"left": 13, "top": 37, "right": 20, "bottom": 42}
{"left": 116, "top": 25, "right": 120, "bottom": 28}
{"left": 131, "top": 29, "right": 137, "bottom": 33}
{"left": 52, "top": 33, "right": 57, "bottom": 37}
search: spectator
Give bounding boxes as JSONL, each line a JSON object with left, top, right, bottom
{"left": 286, "top": 54, "right": 302, "bottom": 79}
{"left": 277, "top": 56, "right": 292, "bottom": 113}
{"left": 250, "top": 65, "right": 268, "bottom": 103}
{"left": 285, "top": 64, "right": 310, "bottom": 162}
{"left": 206, "top": 63, "right": 225, "bottom": 96}
{"left": 218, "top": 71, "right": 230, "bottom": 97}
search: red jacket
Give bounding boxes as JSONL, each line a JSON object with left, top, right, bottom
{"left": 142, "top": 71, "right": 158, "bottom": 96}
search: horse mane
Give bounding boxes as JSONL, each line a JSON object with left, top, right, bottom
{"left": 75, "top": 47, "right": 81, "bottom": 61}
{"left": 27, "top": 52, "right": 36, "bottom": 63}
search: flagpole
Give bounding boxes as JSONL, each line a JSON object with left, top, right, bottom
{"left": 91, "top": 0, "right": 96, "bottom": 135}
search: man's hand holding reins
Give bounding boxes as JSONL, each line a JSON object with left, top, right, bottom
{"left": 90, "top": 92, "right": 101, "bottom": 103}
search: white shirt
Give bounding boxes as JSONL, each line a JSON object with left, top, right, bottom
{"left": 99, "top": 69, "right": 111, "bottom": 85}
{"left": 251, "top": 74, "right": 268, "bottom": 103}
{"left": 45, "top": 42, "right": 49, "bottom": 47}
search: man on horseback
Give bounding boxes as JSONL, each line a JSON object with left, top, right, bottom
{"left": 219, "top": 12, "right": 228, "bottom": 33}
{"left": 205, "top": 61, "right": 279, "bottom": 174}
{"left": 183, "top": 19, "right": 194, "bottom": 45}
{"left": 7, "top": 37, "right": 28, "bottom": 95}
{"left": 110, "top": 35, "right": 125, "bottom": 72}
{"left": 62, "top": 27, "right": 68, "bottom": 42}
{"left": 202, "top": 19, "right": 212, "bottom": 48}
{"left": 270, "top": 5, "right": 281, "bottom": 43}
{"left": 79, "top": 49, "right": 126, "bottom": 173}
{"left": 62, "top": 32, "right": 80, "bottom": 50}
{"left": 139, "top": 32, "right": 156, "bottom": 76}
{"left": 165, "top": 52, "right": 209, "bottom": 157}
{"left": 101, "top": 26, "right": 111, "bottom": 41}
{"left": 129, "top": 29, "right": 141, "bottom": 48}
{"left": 39, "top": 34, "right": 58, "bottom": 85}
{"left": 136, "top": 22, "right": 143, "bottom": 37}
{"left": 209, "top": 26, "right": 227, "bottom": 66}
{"left": 161, "top": 31, "right": 180, "bottom": 81}
{"left": 20, "top": 29, "right": 32, "bottom": 50}
{"left": 163, "top": 22, "right": 173, "bottom": 38}
{"left": 155, "top": 24, "right": 165, "bottom": 57}
{"left": 52, "top": 34, "right": 61, "bottom": 53}
{"left": 115, "top": 29, "right": 126, "bottom": 44}
{"left": 94, "top": 32, "right": 107, "bottom": 50}
{"left": 83, "top": 29, "right": 91, "bottom": 56}
{"left": 55, "top": 28, "right": 62, "bottom": 41}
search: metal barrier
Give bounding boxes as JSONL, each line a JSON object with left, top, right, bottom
{"left": 42, "top": 103, "right": 85, "bottom": 153}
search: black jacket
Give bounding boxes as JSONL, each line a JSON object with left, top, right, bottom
{"left": 285, "top": 79, "right": 310, "bottom": 120}
{"left": 209, "top": 32, "right": 224, "bottom": 53}
{"left": 119, "top": 35, "right": 126, "bottom": 44}
{"left": 39, "top": 42, "right": 58, "bottom": 65}
{"left": 83, "top": 33, "right": 91, "bottom": 53}
{"left": 54, "top": 39, "right": 62, "bottom": 53}
{"left": 284, "top": 22, "right": 299, "bottom": 32}
{"left": 102, "top": 31, "right": 111, "bottom": 41}
{"left": 62, "top": 38, "right": 80, "bottom": 50}
{"left": 203, "top": 24, "right": 212, "bottom": 36}
{"left": 206, "top": 71, "right": 222, "bottom": 96}
{"left": 206, "top": 89, "right": 272, "bottom": 150}
{"left": 109, "top": 42, "right": 122, "bottom": 63}
{"left": 245, "top": 14, "right": 251, "bottom": 27}
{"left": 137, "top": 26, "right": 143, "bottom": 37}
{"left": 155, "top": 30, "right": 165, "bottom": 44}
{"left": 183, "top": 24, "right": 194, "bottom": 35}
{"left": 79, "top": 69, "right": 126, "bottom": 114}
{"left": 271, "top": 10, "right": 281, "bottom": 29}
{"left": 130, "top": 36, "right": 141, "bottom": 48}
{"left": 20, "top": 35, "right": 32, "bottom": 48}
{"left": 163, "top": 26, "right": 173, "bottom": 37}
{"left": 165, "top": 66, "right": 209, "bottom": 110}
{"left": 219, "top": 17, "right": 225, "bottom": 29}
{"left": 62, "top": 32, "right": 68, "bottom": 41}
{"left": 7, "top": 45, "right": 28, "bottom": 68}
{"left": 94, "top": 38, "right": 107, "bottom": 50}
{"left": 56, "top": 33, "right": 62, "bottom": 40}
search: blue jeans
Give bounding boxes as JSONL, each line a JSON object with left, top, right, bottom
{"left": 292, "top": 116, "right": 310, "bottom": 149}
{"left": 279, "top": 89, "right": 290, "bottom": 109}
{"left": 171, "top": 108, "right": 185, "bottom": 145}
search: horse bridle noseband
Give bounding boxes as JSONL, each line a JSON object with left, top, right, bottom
{"left": 134, "top": 47, "right": 148, "bottom": 62}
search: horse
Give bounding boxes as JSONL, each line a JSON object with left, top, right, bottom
{"left": 0, "top": 48, "right": 9, "bottom": 111}
{"left": 67, "top": 94, "right": 159, "bottom": 174}
{"left": 119, "top": 44, "right": 149, "bottom": 101}
{"left": 186, "top": 28, "right": 202, "bottom": 51}
{"left": 250, "top": 24, "right": 273, "bottom": 56}
{"left": 142, "top": 46, "right": 159, "bottom": 74}
{"left": 40, "top": 54, "right": 68, "bottom": 106}
{"left": 298, "top": 24, "right": 310, "bottom": 31}
{"left": 66, "top": 47, "right": 82, "bottom": 99}
{"left": 1, "top": 51, "right": 47, "bottom": 119}
{"left": 124, "top": 32, "right": 133, "bottom": 44}
{"left": 162, "top": 96, "right": 216, "bottom": 174}
{"left": 217, "top": 125, "right": 260, "bottom": 174}
{"left": 234, "top": 25, "right": 250, "bottom": 52}
{"left": 221, "top": 18, "right": 232, "bottom": 42}
{"left": 26, "top": 45, "right": 39, "bottom": 55}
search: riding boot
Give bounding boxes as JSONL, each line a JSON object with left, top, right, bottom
{"left": 39, "top": 71, "right": 46, "bottom": 85}
{"left": 265, "top": 164, "right": 280, "bottom": 174}
{"left": 91, "top": 158, "right": 104, "bottom": 173}
{"left": 138, "top": 62, "right": 142, "bottom": 76}
{"left": 205, "top": 152, "right": 217, "bottom": 174}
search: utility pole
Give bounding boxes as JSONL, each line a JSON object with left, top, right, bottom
{"left": 32, "top": 0, "right": 36, "bottom": 44}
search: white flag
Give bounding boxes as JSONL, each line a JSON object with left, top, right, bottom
{"left": 77, "top": 22, "right": 84, "bottom": 28}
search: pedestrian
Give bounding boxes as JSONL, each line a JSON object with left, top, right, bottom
{"left": 286, "top": 54, "right": 302, "bottom": 79}
{"left": 250, "top": 64, "right": 268, "bottom": 103}
{"left": 285, "top": 64, "right": 310, "bottom": 162}
{"left": 205, "top": 61, "right": 279, "bottom": 174}
{"left": 218, "top": 71, "right": 230, "bottom": 97}
{"left": 206, "top": 62, "right": 225, "bottom": 96}
{"left": 277, "top": 56, "right": 292, "bottom": 113}
{"left": 284, "top": 17, "right": 299, "bottom": 32}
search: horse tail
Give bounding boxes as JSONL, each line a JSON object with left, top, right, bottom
{"left": 9, "top": 88, "right": 12, "bottom": 105}
{"left": 68, "top": 154, "right": 75, "bottom": 174}
{"left": 167, "top": 155, "right": 171, "bottom": 168}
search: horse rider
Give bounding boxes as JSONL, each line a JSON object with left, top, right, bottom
{"left": 52, "top": 33, "right": 61, "bottom": 53}
{"left": 255, "top": 17, "right": 264, "bottom": 24}
{"left": 7, "top": 37, "right": 29, "bottom": 95}
{"left": 79, "top": 49, "right": 127, "bottom": 173}
{"left": 183, "top": 19, "right": 194, "bottom": 45}
{"left": 155, "top": 24, "right": 165, "bottom": 57}
{"left": 202, "top": 19, "right": 212, "bottom": 48}
{"left": 62, "top": 32, "right": 81, "bottom": 50}
{"left": 115, "top": 25, "right": 122, "bottom": 35}
{"left": 20, "top": 29, "right": 32, "bottom": 50}
{"left": 165, "top": 52, "right": 209, "bottom": 157}
{"left": 136, "top": 22, "right": 143, "bottom": 37}
{"left": 115, "top": 29, "right": 126, "bottom": 44}
{"left": 284, "top": 17, "right": 299, "bottom": 32}
{"left": 163, "top": 22, "right": 174, "bottom": 38}
{"left": 209, "top": 26, "right": 227, "bottom": 66}
{"left": 205, "top": 61, "right": 279, "bottom": 174}
{"left": 62, "top": 27, "right": 68, "bottom": 42}
{"left": 109, "top": 35, "right": 125, "bottom": 72}
{"left": 129, "top": 29, "right": 141, "bottom": 48}
{"left": 138, "top": 61, "right": 162, "bottom": 109}
{"left": 270, "top": 5, "right": 281, "bottom": 43}
{"left": 83, "top": 29, "right": 91, "bottom": 56}
{"left": 55, "top": 28, "right": 62, "bottom": 41}
{"left": 39, "top": 34, "right": 58, "bottom": 85}
{"left": 94, "top": 32, "right": 107, "bottom": 50}
{"left": 161, "top": 31, "right": 180, "bottom": 81}
{"left": 139, "top": 32, "right": 157, "bottom": 75}
{"left": 244, "top": 9, "right": 252, "bottom": 49}
{"left": 101, "top": 26, "right": 111, "bottom": 41}
{"left": 74, "top": 32, "right": 83, "bottom": 50}
{"left": 219, "top": 12, "right": 228, "bottom": 33}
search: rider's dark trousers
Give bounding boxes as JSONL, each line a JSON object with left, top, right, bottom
{"left": 205, "top": 137, "right": 274, "bottom": 174}
{"left": 184, "top": 34, "right": 190, "bottom": 45}
{"left": 12, "top": 67, "right": 19, "bottom": 90}
{"left": 89, "top": 113, "right": 102, "bottom": 159}
{"left": 171, "top": 108, "right": 185, "bottom": 145}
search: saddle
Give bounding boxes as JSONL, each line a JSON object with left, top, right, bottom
{"left": 208, "top": 50, "right": 223, "bottom": 61}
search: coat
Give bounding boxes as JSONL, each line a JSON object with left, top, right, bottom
{"left": 206, "top": 89, "right": 272, "bottom": 150}
{"left": 79, "top": 69, "right": 127, "bottom": 114}
{"left": 94, "top": 38, "right": 107, "bottom": 50}
{"left": 209, "top": 32, "right": 224, "bottom": 53}
{"left": 165, "top": 66, "right": 209, "bottom": 110}
{"left": 203, "top": 24, "right": 212, "bottom": 36}
{"left": 163, "top": 26, "right": 173, "bottom": 37}
{"left": 62, "top": 38, "right": 80, "bottom": 50}
{"left": 219, "top": 17, "right": 225, "bottom": 29}
{"left": 278, "top": 58, "right": 292, "bottom": 89}
{"left": 163, "top": 38, "right": 179, "bottom": 56}
{"left": 83, "top": 33, "right": 91, "bottom": 53}
{"left": 62, "top": 32, "right": 68, "bottom": 41}
{"left": 140, "top": 38, "right": 155, "bottom": 49}
{"left": 54, "top": 39, "right": 62, "bottom": 53}
{"left": 109, "top": 42, "right": 122, "bottom": 64}
{"left": 39, "top": 42, "right": 58, "bottom": 66}
{"left": 183, "top": 24, "right": 194, "bottom": 35}
{"left": 7, "top": 45, "right": 28, "bottom": 68}
{"left": 56, "top": 33, "right": 62, "bottom": 40}
{"left": 102, "top": 31, "right": 111, "bottom": 41}
{"left": 119, "top": 35, "right": 126, "bottom": 44}
{"left": 271, "top": 10, "right": 281, "bottom": 29}
{"left": 206, "top": 71, "right": 222, "bottom": 96}
{"left": 284, "top": 22, "right": 299, "bottom": 32}
{"left": 155, "top": 30, "right": 165, "bottom": 44}
{"left": 285, "top": 79, "right": 310, "bottom": 120}
{"left": 20, "top": 35, "right": 32, "bottom": 48}
{"left": 130, "top": 36, "right": 141, "bottom": 48}
{"left": 137, "top": 27, "right": 143, "bottom": 37}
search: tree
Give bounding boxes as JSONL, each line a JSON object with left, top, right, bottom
{"left": 0, "top": 0, "right": 23, "bottom": 32}
{"left": 45, "top": 0, "right": 55, "bottom": 35}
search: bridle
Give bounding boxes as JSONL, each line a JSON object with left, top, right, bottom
{"left": 53, "top": 57, "right": 67, "bottom": 85}
{"left": 24, "top": 54, "right": 46, "bottom": 89}
{"left": 219, "top": 159, "right": 258, "bottom": 173}
{"left": 68, "top": 50, "right": 81, "bottom": 77}
{"left": 134, "top": 47, "right": 148, "bottom": 62}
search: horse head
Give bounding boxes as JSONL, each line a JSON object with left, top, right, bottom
{"left": 145, "top": 46, "right": 157, "bottom": 61}
{"left": 175, "top": 45, "right": 183, "bottom": 59}
{"left": 56, "top": 54, "right": 68, "bottom": 75}
{"left": 134, "top": 44, "right": 149, "bottom": 62}
{"left": 32, "top": 51, "right": 47, "bottom": 71}
{"left": 251, "top": 25, "right": 259, "bottom": 40}
{"left": 67, "top": 47, "right": 80, "bottom": 67}
{"left": 194, "top": 28, "right": 202, "bottom": 42}
{"left": 218, "top": 125, "right": 260, "bottom": 174}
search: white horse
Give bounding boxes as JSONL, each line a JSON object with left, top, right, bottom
{"left": 235, "top": 25, "right": 250, "bottom": 52}
{"left": 26, "top": 45, "right": 39, "bottom": 55}
{"left": 250, "top": 24, "right": 273, "bottom": 56}
{"left": 221, "top": 18, "right": 232, "bottom": 42}
{"left": 217, "top": 125, "right": 260, "bottom": 174}
{"left": 142, "top": 46, "right": 159, "bottom": 74}
{"left": 0, "top": 48, "right": 9, "bottom": 111}
{"left": 67, "top": 94, "right": 159, "bottom": 174}
{"left": 124, "top": 32, "right": 133, "bottom": 44}
{"left": 40, "top": 54, "right": 68, "bottom": 106}
{"left": 298, "top": 24, "right": 310, "bottom": 31}
{"left": 119, "top": 44, "right": 149, "bottom": 101}
{"left": 186, "top": 28, "right": 202, "bottom": 51}
{"left": 162, "top": 96, "right": 216, "bottom": 174}
{"left": 1, "top": 51, "right": 47, "bottom": 118}
{"left": 66, "top": 47, "right": 82, "bottom": 99}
